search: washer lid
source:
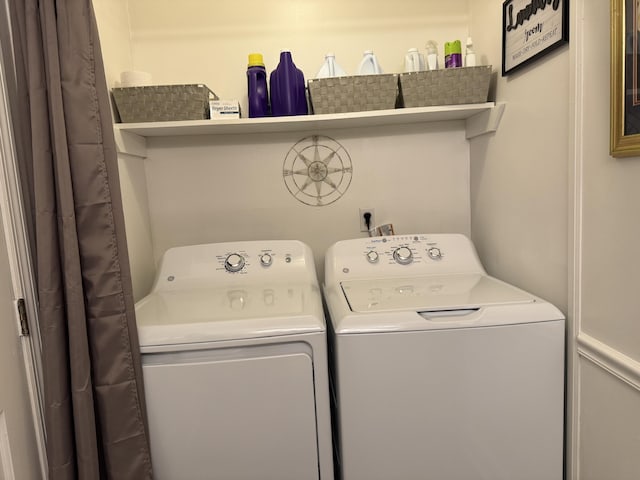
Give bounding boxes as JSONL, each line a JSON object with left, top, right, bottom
{"left": 341, "top": 274, "right": 535, "bottom": 313}
{"left": 135, "top": 283, "right": 325, "bottom": 347}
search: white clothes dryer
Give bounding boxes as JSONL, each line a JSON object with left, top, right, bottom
{"left": 323, "top": 234, "right": 565, "bottom": 480}
{"left": 135, "top": 240, "right": 333, "bottom": 480}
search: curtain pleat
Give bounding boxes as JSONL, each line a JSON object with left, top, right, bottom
{"left": 8, "top": 0, "right": 153, "bottom": 478}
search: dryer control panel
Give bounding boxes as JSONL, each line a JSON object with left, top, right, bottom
{"left": 325, "top": 234, "right": 486, "bottom": 284}
{"left": 154, "top": 240, "right": 318, "bottom": 291}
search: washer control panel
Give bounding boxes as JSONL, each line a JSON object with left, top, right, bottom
{"left": 325, "top": 234, "right": 486, "bottom": 284}
{"left": 361, "top": 235, "right": 447, "bottom": 268}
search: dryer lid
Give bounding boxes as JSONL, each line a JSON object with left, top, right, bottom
{"left": 341, "top": 273, "right": 535, "bottom": 313}
{"left": 135, "top": 283, "right": 325, "bottom": 347}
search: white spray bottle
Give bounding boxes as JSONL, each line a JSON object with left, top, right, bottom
{"left": 425, "top": 41, "right": 439, "bottom": 70}
{"left": 465, "top": 37, "right": 477, "bottom": 67}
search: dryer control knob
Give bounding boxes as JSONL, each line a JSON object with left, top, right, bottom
{"left": 427, "top": 247, "right": 442, "bottom": 260}
{"left": 224, "top": 253, "right": 245, "bottom": 272}
{"left": 366, "top": 250, "right": 379, "bottom": 263}
{"left": 260, "top": 253, "right": 273, "bottom": 267}
{"left": 393, "top": 246, "right": 413, "bottom": 265}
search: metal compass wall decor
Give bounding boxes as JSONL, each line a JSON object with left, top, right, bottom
{"left": 282, "top": 135, "right": 353, "bottom": 206}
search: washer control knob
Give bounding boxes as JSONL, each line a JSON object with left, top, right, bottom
{"left": 224, "top": 253, "right": 245, "bottom": 272}
{"left": 260, "top": 253, "right": 273, "bottom": 267}
{"left": 366, "top": 250, "right": 379, "bottom": 263}
{"left": 393, "top": 246, "right": 413, "bottom": 265}
{"left": 427, "top": 247, "right": 442, "bottom": 260}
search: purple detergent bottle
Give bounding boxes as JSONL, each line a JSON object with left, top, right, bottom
{"left": 247, "top": 53, "right": 269, "bottom": 117}
{"left": 270, "top": 50, "right": 308, "bottom": 116}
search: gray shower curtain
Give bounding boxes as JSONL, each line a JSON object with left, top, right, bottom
{"left": 7, "top": 0, "right": 153, "bottom": 478}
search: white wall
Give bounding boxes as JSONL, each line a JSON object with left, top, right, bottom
{"left": 577, "top": 356, "right": 640, "bottom": 479}
{"left": 572, "top": 0, "right": 640, "bottom": 478}
{"left": 468, "top": 0, "right": 640, "bottom": 476}
{"left": 126, "top": 0, "right": 470, "bottom": 114}
{"left": 144, "top": 123, "right": 470, "bottom": 277}
{"left": 91, "top": 0, "right": 133, "bottom": 90}
{"left": 468, "top": 0, "right": 569, "bottom": 313}
{"left": 578, "top": 2, "right": 640, "bottom": 362}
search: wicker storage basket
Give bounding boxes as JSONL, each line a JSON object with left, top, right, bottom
{"left": 307, "top": 74, "right": 399, "bottom": 114}
{"left": 399, "top": 66, "right": 492, "bottom": 107}
{"left": 112, "top": 84, "right": 217, "bottom": 123}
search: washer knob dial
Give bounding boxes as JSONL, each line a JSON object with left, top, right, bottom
{"left": 260, "top": 253, "right": 273, "bottom": 267}
{"left": 393, "top": 246, "right": 413, "bottom": 265}
{"left": 427, "top": 247, "right": 442, "bottom": 260}
{"left": 366, "top": 250, "right": 379, "bottom": 263}
{"left": 224, "top": 253, "right": 245, "bottom": 272}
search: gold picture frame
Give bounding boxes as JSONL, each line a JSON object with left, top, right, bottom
{"left": 611, "top": 0, "right": 640, "bottom": 156}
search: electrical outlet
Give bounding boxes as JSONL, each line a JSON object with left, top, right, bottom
{"left": 359, "top": 208, "right": 375, "bottom": 232}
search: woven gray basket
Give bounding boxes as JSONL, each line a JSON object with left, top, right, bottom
{"left": 399, "top": 66, "right": 492, "bottom": 107}
{"left": 112, "top": 84, "right": 217, "bottom": 123}
{"left": 307, "top": 74, "right": 399, "bottom": 114}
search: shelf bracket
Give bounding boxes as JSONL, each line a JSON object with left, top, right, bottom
{"left": 465, "top": 102, "right": 506, "bottom": 140}
{"left": 114, "top": 129, "right": 147, "bottom": 158}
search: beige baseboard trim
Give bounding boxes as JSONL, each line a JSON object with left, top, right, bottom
{"left": 577, "top": 333, "right": 640, "bottom": 392}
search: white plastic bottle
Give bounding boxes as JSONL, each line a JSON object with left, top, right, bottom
{"left": 425, "top": 41, "right": 439, "bottom": 70}
{"left": 465, "top": 37, "right": 477, "bottom": 67}
{"left": 316, "top": 53, "right": 347, "bottom": 78}
{"left": 404, "top": 48, "right": 425, "bottom": 72}
{"left": 357, "top": 50, "right": 383, "bottom": 75}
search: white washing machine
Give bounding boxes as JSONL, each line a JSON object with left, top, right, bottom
{"left": 135, "top": 240, "right": 333, "bottom": 480}
{"left": 323, "top": 234, "right": 565, "bottom": 480}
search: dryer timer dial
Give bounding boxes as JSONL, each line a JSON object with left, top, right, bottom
{"left": 224, "top": 253, "right": 245, "bottom": 272}
{"left": 260, "top": 253, "right": 273, "bottom": 267}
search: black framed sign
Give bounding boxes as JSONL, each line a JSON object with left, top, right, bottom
{"left": 502, "top": 0, "right": 569, "bottom": 76}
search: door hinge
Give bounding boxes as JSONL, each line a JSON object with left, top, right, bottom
{"left": 16, "top": 298, "right": 29, "bottom": 336}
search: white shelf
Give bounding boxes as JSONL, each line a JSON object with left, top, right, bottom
{"left": 113, "top": 102, "right": 505, "bottom": 157}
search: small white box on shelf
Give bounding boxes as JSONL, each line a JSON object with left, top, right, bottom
{"left": 209, "top": 100, "right": 241, "bottom": 119}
